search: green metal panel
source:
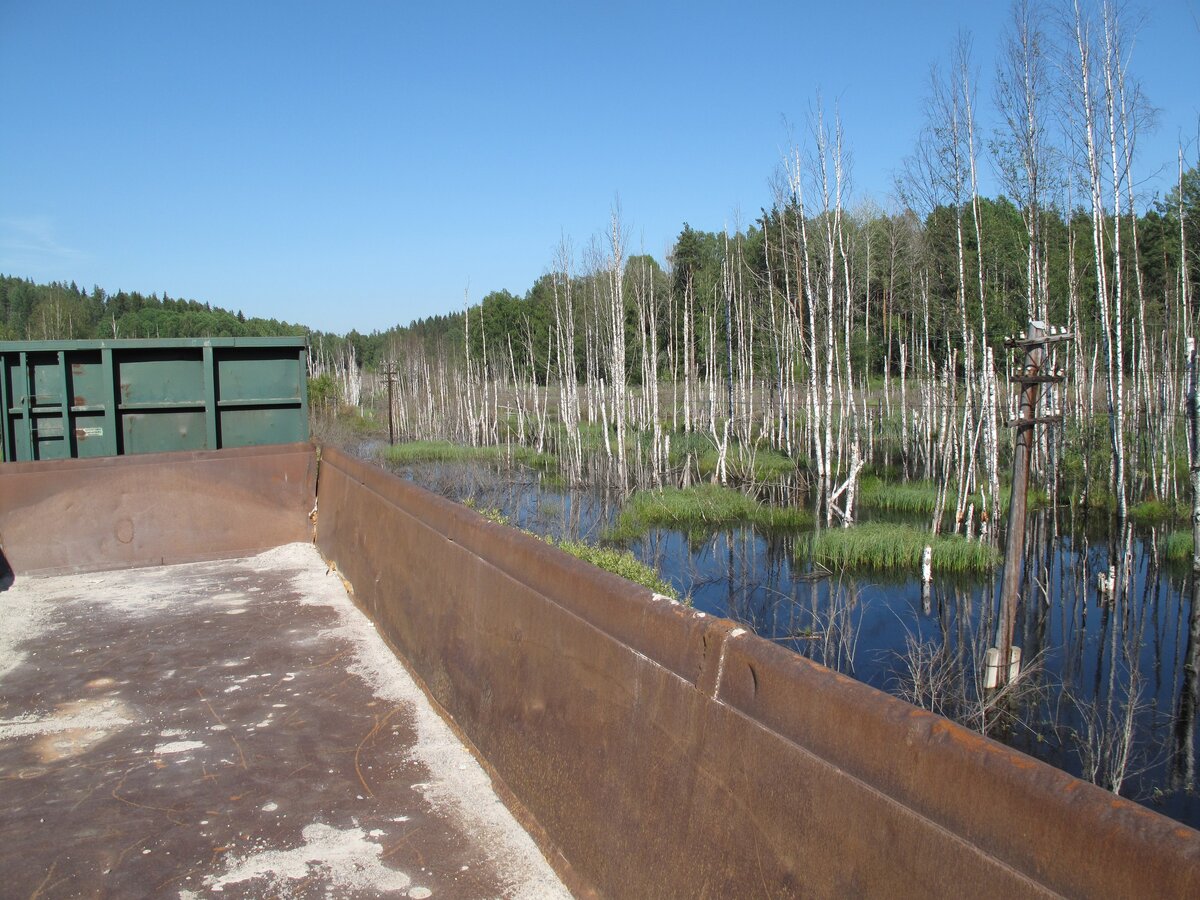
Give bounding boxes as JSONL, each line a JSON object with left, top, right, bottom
{"left": 25, "top": 351, "right": 68, "bottom": 460}
{"left": 122, "top": 410, "right": 209, "bottom": 454}
{"left": 0, "top": 355, "right": 10, "bottom": 462}
{"left": 202, "top": 344, "right": 219, "bottom": 449}
{"left": 0, "top": 338, "right": 308, "bottom": 461}
{"left": 219, "top": 406, "right": 308, "bottom": 447}
{"left": 119, "top": 353, "right": 206, "bottom": 405}
{"left": 11, "top": 353, "right": 33, "bottom": 462}
{"left": 216, "top": 350, "right": 302, "bottom": 401}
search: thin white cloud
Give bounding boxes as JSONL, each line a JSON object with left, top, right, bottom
{"left": 0, "top": 215, "right": 85, "bottom": 271}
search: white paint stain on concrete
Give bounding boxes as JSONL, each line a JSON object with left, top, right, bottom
{"left": 200, "top": 822, "right": 411, "bottom": 895}
{"left": 154, "top": 740, "right": 206, "bottom": 755}
{"left": 0, "top": 698, "right": 131, "bottom": 739}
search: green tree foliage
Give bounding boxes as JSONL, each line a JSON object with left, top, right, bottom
{"left": 0, "top": 276, "right": 306, "bottom": 341}
{"left": 1155, "top": 164, "right": 1200, "bottom": 303}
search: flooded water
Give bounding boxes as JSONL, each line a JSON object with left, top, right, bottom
{"left": 381, "top": 455, "right": 1200, "bottom": 829}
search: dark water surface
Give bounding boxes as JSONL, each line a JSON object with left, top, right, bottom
{"left": 384, "top": 456, "right": 1200, "bottom": 829}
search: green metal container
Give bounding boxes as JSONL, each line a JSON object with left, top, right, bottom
{"left": 0, "top": 338, "right": 309, "bottom": 462}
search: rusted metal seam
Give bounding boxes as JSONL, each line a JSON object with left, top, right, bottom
{"left": 698, "top": 699, "right": 1062, "bottom": 898}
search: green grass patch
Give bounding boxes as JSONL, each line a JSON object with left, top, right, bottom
{"left": 803, "top": 522, "right": 1001, "bottom": 574}
{"left": 547, "top": 421, "right": 618, "bottom": 456}
{"left": 546, "top": 537, "right": 679, "bottom": 600}
{"left": 607, "top": 483, "right": 811, "bottom": 541}
{"left": 857, "top": 477, "right": 947, "bottom": 515}
{"left": 694, "top": 446, "right": 798, "bottom": 481}
{"left": 857, "top": 476, "right": 1047, "bottom": 517}
{"left": 383, "top": 440, "right": 556, "bottom": 469}
{"left": 309, "top": 406, "right": 385, "bottom": 444}
{"left": 461, "top": 499, "right": 510, "bottom": 525}
{"left": 1129, "top": 499, "right": 1183, "bottom": 524}
{"left": 340, "top": 410, "right": 382, "bottom": 435}
{"left": 549, "top": 422, "right": 801, "bottom": 484}
{"left": 665, "top": 431, "right": 799, "bottom": 483}
{"left": 1165, "top": 530, "right": 1194, "bottom": 563}
{"left": 745, "top": 448, "right": 800, "bottom": 479}
{"left": 1063, "top": 491, "right": 1186, "bottom": 523}
{"left": 460, "top": 498, "right": 680, "bottom": 600}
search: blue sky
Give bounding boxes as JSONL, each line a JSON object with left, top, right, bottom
{"left": 1, "top": 1, "right": 1197, "bottom": 334}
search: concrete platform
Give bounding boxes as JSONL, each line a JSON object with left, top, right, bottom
{"left": 0, "top": 543, "right": 569, "bottom": 899}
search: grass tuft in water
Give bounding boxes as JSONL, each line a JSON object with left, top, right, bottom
{"left": 692, "top": 446, "right": 798, "bottom": 482}
{"left": 461, "top": 498, "right": 509, "bottom": 525}
{"left": 804, "top": 522, "right": 1001, "bottom": 574}
{"left": 1165, "top": 530, "right": 1194, "bottom": 563}
{"left": 857, "top": 476, "right": 1048, "bottom": 516}
{"left": 608, "top": 483, "right": 811, "bottom": 541}
{"left": 1129, "top": 499, "right": 1182, "bottom": 524}
{"left": 857, "top": 478, "right": 947, "bottom": 515}
{"left": 383, "top": 440, "right": 556, "bottom": 470}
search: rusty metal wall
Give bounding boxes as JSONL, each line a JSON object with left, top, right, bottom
{"left": 315, "top": 446, "right": 1200, "bottom": 898}
{"left": 0, "top": 442, "right": 316, "bottom": 575}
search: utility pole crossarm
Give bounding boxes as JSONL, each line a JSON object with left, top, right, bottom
{"left": 1009, "top": 373, "right": 1066, "bottom": 384}
{"left": 1007, "top": 416, "right": 1065, "bottom": 427}
{"left": 1002, "top": 326, "right": 1076, "bottom": 349}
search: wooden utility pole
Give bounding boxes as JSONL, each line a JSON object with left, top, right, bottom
{"left": 1189, "top": 338, "right": 1200, "bottom": 575}
{"left": 383, "top": 364, "right": 397, "bottom": 446}
{"left": 992, "top": 320, "right": 1069, "bottom": 688}
{"left": 1180, "top": 337, "right": 1200, "bottom": 789}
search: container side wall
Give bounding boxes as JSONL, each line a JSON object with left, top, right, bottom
{"left": 0, "top": 442, "right": 316, "bottom": 575}
{"left": 315, "top": 445, "right": 1200, "bottom": 900}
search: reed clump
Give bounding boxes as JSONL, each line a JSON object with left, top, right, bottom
{"left": 1128, "top": 499, "right": 1183, "bottom": 524}
{"left": 804, "top": 522, "right": 1000, "bottom": 574}
{"left": 693, "top": 446, "right": 798, "bottom": 482}
{"left": 857, "top": 477, "right": 948, "bottom": 515}
{"left": 383, "top": 440, "right": 556, "bottom": 470}
{"left": 857, "top": 476, "right": 1048, "bottom": 516}
{"left": 1164, "top": 530, "right": 1193, "bottom": 563}
{"left": 608, "top": 483, "right": 811, "bottom": 541}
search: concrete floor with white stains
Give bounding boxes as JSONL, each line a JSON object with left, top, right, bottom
{"left": 0, "top": 543, "right": 569, "bottom": 899}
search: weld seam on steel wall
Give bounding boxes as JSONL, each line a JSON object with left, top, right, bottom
{"left": 315, "top": 446, "right": 1199, "bottom": 899}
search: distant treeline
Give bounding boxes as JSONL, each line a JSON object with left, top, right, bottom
{"left": 0, "top": 276, "right": 307, "bottom": 342}
{"left": 352, "top": 179, "right": 1198, "bottom": 386}
{"left": 0, "top": 273, "right": 465, "bottom": 374}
